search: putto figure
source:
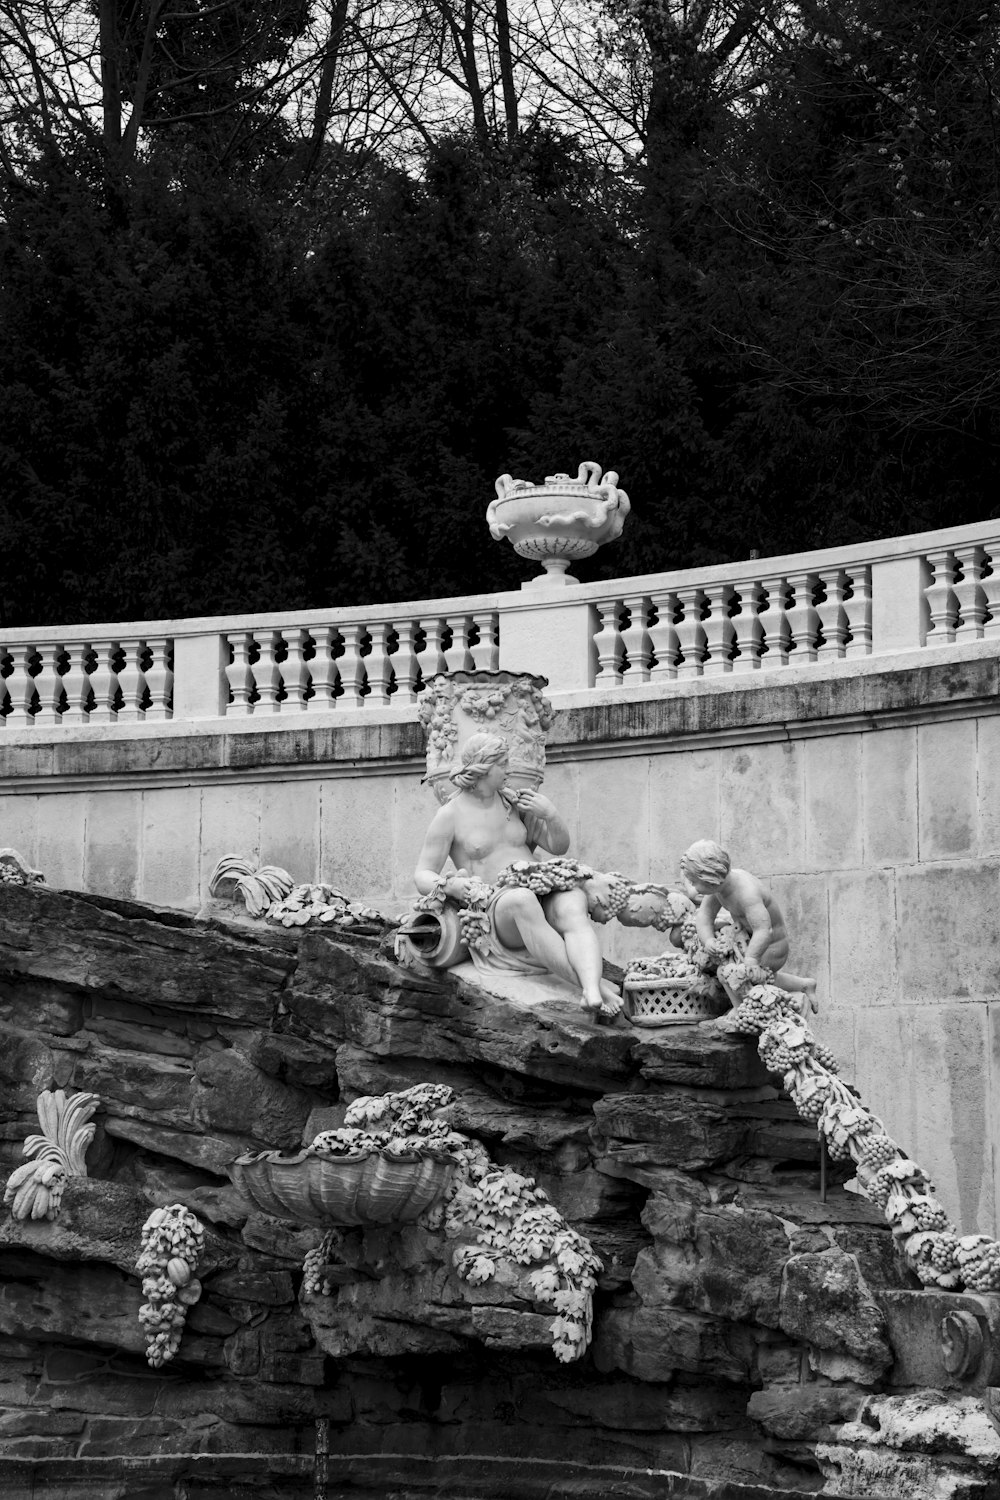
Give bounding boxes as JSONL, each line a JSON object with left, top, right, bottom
{"left": 414, "top": 732, "right": 622, "bottom": 1018}
{"left": 680, "top": 840, "right": 818, "bottom": 1011}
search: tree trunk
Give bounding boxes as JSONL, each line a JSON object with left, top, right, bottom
{"left": 98, "top": 0, "right": 122, "bottom": 154}
{"left": 495, "top": 0, "right": 518, "bottom": 142}
{"left": 121, "top": 0, "right": 168, "bottom": 162}
{"left": 440, "top": 0, "right": 489, "bottom": 149}
{"left": 301, "top": 0, "right": 350, "bottom": 182}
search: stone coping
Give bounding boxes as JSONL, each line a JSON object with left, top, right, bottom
{"left": 0, "top": 648, "right": 996, "bottom": 791}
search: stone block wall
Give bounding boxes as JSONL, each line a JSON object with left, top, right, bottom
{"left": 0, "top": 646, "right": 997, "bottom": 1238}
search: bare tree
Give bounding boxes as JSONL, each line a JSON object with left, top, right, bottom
{"left": 0, "top": 0, "right": 790, "bottom": 187}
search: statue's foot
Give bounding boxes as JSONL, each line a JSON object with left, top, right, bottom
{"left": 598, "top": 979, "right": 623, "bottom": 1019}
{"left": 796, "top": 981, "right": 819, "bottom": 1015}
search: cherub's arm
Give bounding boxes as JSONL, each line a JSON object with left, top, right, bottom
{"left": 695, "top": 893, "right": 722, "bottom": 951}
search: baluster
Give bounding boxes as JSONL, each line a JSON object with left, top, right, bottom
{"left": 952, "top": 545, "right": 988, "bottom": 640}
{"left": 419, "top": 619, "right": 449, "bottom": 684}
{"left": 784, "top": 571, "right": 820, "bottom": 664}
{"left": 647, "top": 592, "right": 679, "bottom": 680}
{"left": 593, "top": 599, "right": 625, "bottom": 685}
{"left": 115, "top": 637, "right": 146, "bottom": 721}
{"left": 225, "top": 633, "right": 255, "bottom": 716}
{"left": 674, "top": 588, "right": 707, "bottom": 678}
{"left": 924, "top": 549, "right": 958, "bottom": 642}
{"left": 87, "top": 642, "right": 119, "bottom": 722}
{"left": 0, "top": 655, "right": 9, "bottom": 721}
{"left": 143, "top": 639, "right": 173, "bottom": 720}
{"left": 336, "top": 625, "right": 367, "bottom": 705}
{"left": 471, "top": 611, "right": 499, "bottom": 671}
{"left": 307, "top": 627, "right": 337, "bottom": 709}
{"left": 253, "top": 632, "right": 282, "bottom": 714}
{"left": 843, "top": 569, "right": 873, "bottom": 656}
{"left": 444, "top": 614, "right": 474, "bottom": 673}
{"left": 33, "top": 644, "right": 64, "bottom": 723}
{"left": 281, "top": 629, "right": 310, "bottom": 711}
{"left": 619, "top": 595, "right": 652, "bottom": 683}
{"left": 60, "top": 643, "right": 91, "bottom": 722}
{"left": 701, "top": 583, "right": 736, "bottom": 676}
{"left": 390, "top": 620, "right": 421, "bottom": 702}
{"left": 4, "top": 644, "right": 36, "bottom": 725}
{"left": 730, "top": 582, "right": 764, "bottom": 673}
{"left": 366, "top": 622, "right": 394, "bottom": 705}
{"left": 980, "top": 551, "right": 1000, "bottom": 639}
{"left": 816, "top": 569, "right": 850, "bottom": 659}
{"left": 758, "top": 577, "right": 792, "bottom": 668}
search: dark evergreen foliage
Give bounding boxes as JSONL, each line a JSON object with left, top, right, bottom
{"left": 0, "top": 1, "right": 997, "bottom": 626}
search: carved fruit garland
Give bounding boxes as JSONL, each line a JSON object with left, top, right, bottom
{"left": 3, "top": 1090, "right": 98, "bottom": 1222}
{"left": 304, "top": 1084, "right": 602, "bottom": 1363}
{"left": 691, "top": 927, "right": 1000, "bottom": 1292}
{"left": 136, "top": 1204, "right": 206, "bottom": 1368}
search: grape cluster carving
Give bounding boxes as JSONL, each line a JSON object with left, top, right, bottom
{"left": 136, "top": 1205, "right": 205, "bottom": 1367}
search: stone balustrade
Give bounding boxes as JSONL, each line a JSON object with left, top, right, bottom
{"left": 1, "top": 518, "right": 998, "bottom": 725}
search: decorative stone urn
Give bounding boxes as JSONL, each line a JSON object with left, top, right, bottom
{"left": 486, "top": 460, "right": 630, "bottom": 580}
{"left": 417, "top": 670, "right": 554, "bottom": 805}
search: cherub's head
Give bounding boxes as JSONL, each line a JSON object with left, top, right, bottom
{"left": 679, "top": 840, "right": 731, "bottom": 896}
{"left": 448, "top": 732, "right": 509, "bottom": 792}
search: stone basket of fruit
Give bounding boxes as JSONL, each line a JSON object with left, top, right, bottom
{"left": 623, "top": 954, "right": 723, "bottom": 1027}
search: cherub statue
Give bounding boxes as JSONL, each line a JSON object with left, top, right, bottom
{"left": 414, "top": 732, "right": 622, "bottom": 1019}
{"left": 680, "top": 840, "right": 818, "bottom": 1011}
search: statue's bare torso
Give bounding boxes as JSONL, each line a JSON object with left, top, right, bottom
{"left": 441, "top": 797, "right": 537, "bottom": 881}
{"left": 414, "top": 775, "right": 620, "bottom": 1017}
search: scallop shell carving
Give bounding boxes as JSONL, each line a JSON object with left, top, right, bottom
{"left": 229, "top": 1148, "right": 456, "bottom": 1227}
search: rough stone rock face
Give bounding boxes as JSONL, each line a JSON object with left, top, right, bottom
{"left": 0, "top": 885, "right": 995, "bottom": 1499}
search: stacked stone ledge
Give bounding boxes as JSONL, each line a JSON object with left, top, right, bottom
{"left": 0, "top": 883, "right": 997, "bottom": 1499}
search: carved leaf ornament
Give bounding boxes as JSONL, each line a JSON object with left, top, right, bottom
{"left": 209, "top": 854, "right": 390, "bottom": 930}
{"left": 2, "top": 1089, "right": 98, "bottom": 1222}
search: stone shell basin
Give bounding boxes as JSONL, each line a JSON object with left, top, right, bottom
{"left": 487, "top": 463, "right": 630, "bottom": 573}
{"left": 229, "top": 1147, "right": 457, "bottom": 1228}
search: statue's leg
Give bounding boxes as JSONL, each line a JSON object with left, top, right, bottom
{"left": 772, "top": 970, "right": 819, "bottom": 1011}
{"left": 493, "top": 888, "right": 582, "bottom": 992}
{"left": 544, "top": 888, "right": 621, "bottom": 1017}
{"left": 759, "top": 938, "right": 818, "bottom": 1010}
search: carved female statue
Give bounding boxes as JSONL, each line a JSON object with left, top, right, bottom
{"left": 414, "top": 732, "right": 622, "bottom": 1018}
